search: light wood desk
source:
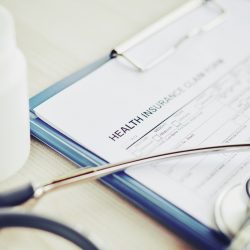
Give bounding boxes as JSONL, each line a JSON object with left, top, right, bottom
{"left": 0, "top": 0, "right": 192, "bottom": 249}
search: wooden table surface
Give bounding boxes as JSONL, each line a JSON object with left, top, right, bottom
{"left": 0, "top": 0, "right": 192, "bottom": 249}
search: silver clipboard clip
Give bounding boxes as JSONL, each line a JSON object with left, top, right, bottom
{"left": 111, "top": 0, "right": 227, "bottom": 72}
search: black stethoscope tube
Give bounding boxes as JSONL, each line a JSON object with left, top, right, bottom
{"left": 0, "top": 211, "right": 98, "bottom": 250}
{"left": 0, "top": 185, "right": 100, "bottom": 249}
{"left": 0, "top": 183, "right": 34, "bottom": 207}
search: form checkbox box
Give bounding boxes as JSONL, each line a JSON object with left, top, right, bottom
{"left": 172, "top": 121, "right": 181, "bottom": 127}
{"left": 152, "top": 134, "right": 161, "bottom": 141}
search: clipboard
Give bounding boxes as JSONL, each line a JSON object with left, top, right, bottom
{"left": 30, "top": 1, "right": 232, "bottom": 249}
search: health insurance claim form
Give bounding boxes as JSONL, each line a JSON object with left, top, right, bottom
{"left": 35, "top": 0, "right": 250, "bottom": 229}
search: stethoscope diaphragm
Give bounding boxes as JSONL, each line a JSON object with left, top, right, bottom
{"left": 214, "top": 183, "right": 249, "bottom": 237}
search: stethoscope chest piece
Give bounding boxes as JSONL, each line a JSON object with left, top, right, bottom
{"left": 214, "top": 184, "right": 249, "bottom": 237}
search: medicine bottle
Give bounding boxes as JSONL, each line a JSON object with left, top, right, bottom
{"left": 0, "top": 6, "right": 30, "bottom": 181}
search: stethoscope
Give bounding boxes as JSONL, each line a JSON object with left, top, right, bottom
{"left": 1, "top": 143, "right": 250, "bottom": 250}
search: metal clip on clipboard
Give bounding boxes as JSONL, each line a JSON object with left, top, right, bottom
{"left": 111, "top": 0, "right": 227, "bottom": 72}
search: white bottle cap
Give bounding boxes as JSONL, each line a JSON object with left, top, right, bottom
{"left": 0, "top": 6, "right": 16, "bottom": 58}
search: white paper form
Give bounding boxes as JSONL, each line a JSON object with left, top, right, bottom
{"left": 34, "top": 0, "right": 250, "bottom": 228}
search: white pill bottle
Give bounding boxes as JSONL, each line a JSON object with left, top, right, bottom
{"left": 0, "top": 6, "right": 30, "bottom": 181}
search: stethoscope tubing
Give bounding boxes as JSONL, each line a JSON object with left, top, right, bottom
{"left": 0, "top": 211, "right": 98, "bottom": 250}
{"left": 1, "top": 143, "right": 250, "bottom": 249}
{"left": 1, "top": 143, "right": 250, "bottom": 209}
{"left": 34, "top": 143, "right": 250, "bottom": 201}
